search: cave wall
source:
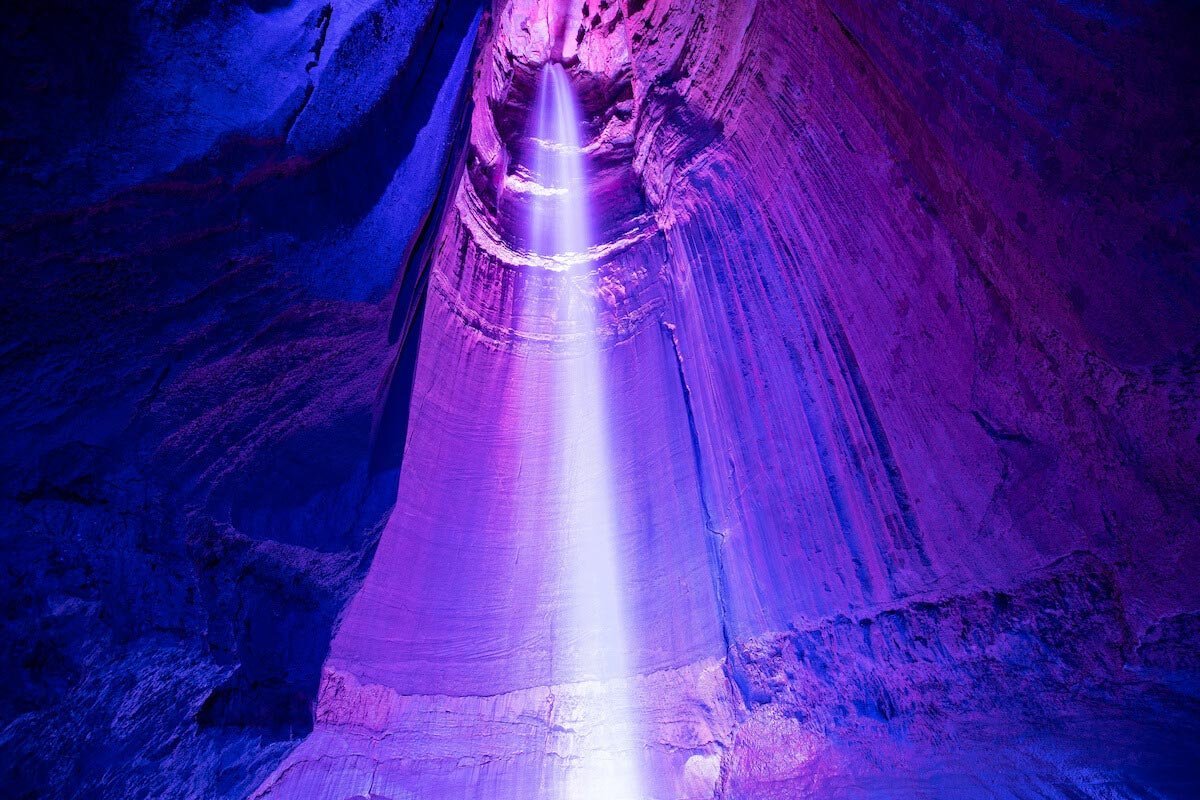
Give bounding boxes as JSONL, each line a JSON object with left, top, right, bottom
{"left": 253, "top": 0, "right": 1199, "bottom": 797}
{"left": 0, "top": 1, "right": 482, "bottom": 798}
{"left": 637, "top": 1, "right": 1200, "bottom": 787}
{"left": 625, "top": 0, "right": 1200, "bottom": 634}
{"left": 1, "top": 0, "right": 1197, "bottom": 798}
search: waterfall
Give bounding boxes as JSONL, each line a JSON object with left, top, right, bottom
{"left": 527, "top": 62, "right": 647, "bottom": 800}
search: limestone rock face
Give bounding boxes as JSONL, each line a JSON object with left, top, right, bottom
{"left": 0, "top": 2, "right": 482, "bottom": 797}
{"left": 2, "top": 0, "right": 1198, "bottom": 799}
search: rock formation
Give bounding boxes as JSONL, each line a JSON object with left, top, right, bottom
{"left": 1, "top": 0, "right": 1197, "bottom": 798}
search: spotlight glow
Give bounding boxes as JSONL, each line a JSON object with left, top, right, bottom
{"left": 528, "top": 62, "right": 646, "bottom": 800}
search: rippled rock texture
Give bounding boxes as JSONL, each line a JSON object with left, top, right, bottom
{"left": 2, "top": 0, "right": 1199, "bottom": 798}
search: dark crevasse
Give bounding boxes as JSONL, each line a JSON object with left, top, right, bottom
{"left": 1, "top": 1, "right": 1198, "bottom": 799}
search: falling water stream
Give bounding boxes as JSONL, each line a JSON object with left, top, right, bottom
{"left": 527, "top": 63, "right": 647, "bottom": 800}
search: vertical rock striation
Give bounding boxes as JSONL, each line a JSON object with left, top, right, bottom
{"left": 1, "top": 0, "right": 1197, "bottom": 798}
{"left": 254, "top": 0, "right": 1199, "bottom": 797}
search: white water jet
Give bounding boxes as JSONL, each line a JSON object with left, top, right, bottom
{"left": 527, "top": 62, "right": 647, "bottom": 800}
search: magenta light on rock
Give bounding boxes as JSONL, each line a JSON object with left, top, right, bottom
{"left": 2, "top": 1, "right": 1199, "bottom": 799}
{"left": 249, "top": 49, "right": 726, "bottom": 798}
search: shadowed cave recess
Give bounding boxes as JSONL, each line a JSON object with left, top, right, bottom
{"left": 1, "top": 0, "right": 1198, "bottom": 798}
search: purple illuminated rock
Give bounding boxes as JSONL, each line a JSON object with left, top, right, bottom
{"left": 253, "top": 0, "right": 1199, "bottom": 797}
{"left": 2, "top": 0, "right": 1198, "bottom": 798}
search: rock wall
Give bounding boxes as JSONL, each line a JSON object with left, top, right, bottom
{"left": 633, "top": 0, "right": 1200, "bottom": 634}
{"left": 0, "top": 2, "right": 482, "bottom": 798}
{"left": 253, "top": 0, "right": 1199, "bottom": 797}
{"left": 1, "top": 0, "right": 1197, "bottom": 798}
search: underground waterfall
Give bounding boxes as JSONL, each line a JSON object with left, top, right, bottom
{"left": 245, "top": 42, "right": 729, "bottom": 794}
{"left": 3, "top": 1, "right": 1199, "bottom": 798}
{"left": 524, "top": 62, "right": 646, "bottom": 798}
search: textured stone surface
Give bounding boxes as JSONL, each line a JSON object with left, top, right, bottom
{"left": 2, "top": 0, "right": 1199, "bottom": 798}
{"left": 251, "top": 0, "right": 1199, "bottom": 797}
{"left": 0, "top": 1, "right": 482, "bottom": 798}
